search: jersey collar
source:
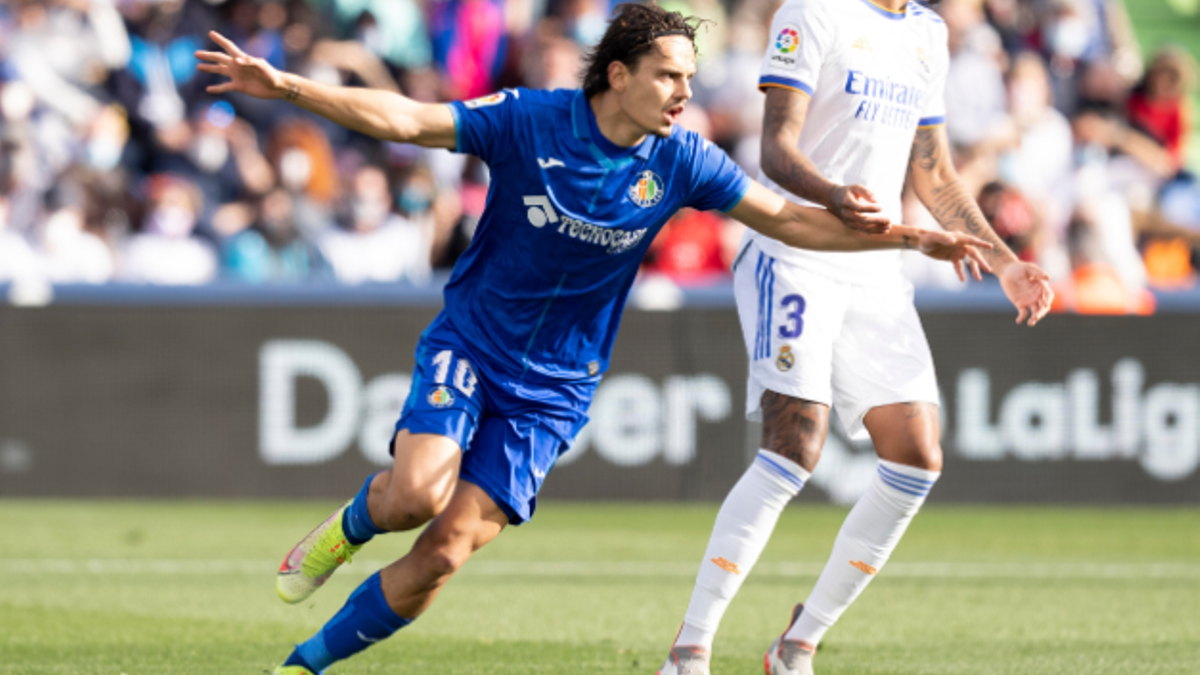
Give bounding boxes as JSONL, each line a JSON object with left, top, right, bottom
{"left": 571, "top": 90, "right": 657, "bottom": 170}
{"left": 857, "top": 0, "right": 908, "bottom": 21}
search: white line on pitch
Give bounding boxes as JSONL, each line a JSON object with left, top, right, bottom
{"left": 1, "top": 560, "right": 1198, "bottom": 579}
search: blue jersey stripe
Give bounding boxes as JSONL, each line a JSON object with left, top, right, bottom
{"left": 918, "top": 115, "right": 946, "bottom": 127}
{"left": 758, "top": 76, "right": 815, "bottom": 97}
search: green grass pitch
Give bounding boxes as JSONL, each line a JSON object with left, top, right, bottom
{"left": 1, "top": 501, "right": 1198, "bottom": 674}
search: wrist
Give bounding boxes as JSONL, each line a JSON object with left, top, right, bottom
{"left": 823, "top": 184, "right": 843, "bottom": 212}
{"left": 275, "top": 72, "right": 300, "bottom": 102}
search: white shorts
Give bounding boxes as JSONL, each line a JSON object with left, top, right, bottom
{"left": 733, "top": 240, "right": 940, "bottom": 440}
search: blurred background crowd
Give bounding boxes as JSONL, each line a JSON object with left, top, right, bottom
{"left": 0, "top": 0, "right": 1197, "bottom": 313}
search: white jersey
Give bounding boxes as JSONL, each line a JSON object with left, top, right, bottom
{"left": 754, "top": 0, "right": 949, "bottom": 285}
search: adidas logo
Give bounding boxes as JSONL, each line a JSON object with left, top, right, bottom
{"left": 852, "top": 35, "right": 873, "bottom": 51}
{"left": 849, "top": 559, "right": 879, "bottom": 575}
{"left": 711, "top": 556, "right": 742, "bottom": 575}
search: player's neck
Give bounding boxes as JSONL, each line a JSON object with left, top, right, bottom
{"left": 871, "top": 0, "right": 908, "bottom": 13}
{"left": 588, "top": 94, "right": 648, "bottom": 149}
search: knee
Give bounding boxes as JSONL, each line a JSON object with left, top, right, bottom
{"left": 900, "top": 443, "right": 943, "bottom": 473}
{"left": 376, "top": 488, "right": 446, "bottom": 531}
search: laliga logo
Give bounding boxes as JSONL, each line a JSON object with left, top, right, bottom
{"left": 956, "top": 359, "right": 1200, "bottom": 482}
{"left": 776, "top": 27, "right": 799, "bottom": 53}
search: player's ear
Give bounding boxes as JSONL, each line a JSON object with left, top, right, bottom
{"left": 608, "top": 60, "right": 630, "bottom": 93}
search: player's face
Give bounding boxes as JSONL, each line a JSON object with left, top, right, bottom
{"left": 621, "top": 36, "right": 696, "bottom": 138}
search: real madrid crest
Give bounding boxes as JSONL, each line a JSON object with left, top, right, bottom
{"left": 776, "top": 345, "right": 795, "bottom": 372}
{"left": 427, "top": 385, "right": 455, "bottom": 408}
{"left": 628, "top": 170, "right": 664, "bottom": 208}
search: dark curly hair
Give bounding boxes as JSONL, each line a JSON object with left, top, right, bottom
{"left": 581, "top": 3, "right": 707, "bottom": 99}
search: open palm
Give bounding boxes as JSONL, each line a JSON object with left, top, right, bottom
{"left": 195, "top": 31, "right": 285, "bottom": 100}
{"left": 999, "top": 262, "right": 1054, "bottom": 326}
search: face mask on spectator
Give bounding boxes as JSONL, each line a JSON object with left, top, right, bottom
{"left": 87, "top": 136, "right": 125, "bottom": 171}
{"left": 279, "top": 148, "right": 312, "bottom": 192}
{"left": 1009, "top": 79, "right": 1047, "bottom": 123}
{"left": 398, "top": 186, "right": 434, "bottom": 215}
{"left": 1047, "top": 17, "right": 1089, "bottom": 60}
{"left": 189, "top": 133, "right": 229, "bottom": 174}
{"left": 352, "top": 199, "right": 390, "bottom": 229}
{"left": 146, "top": 206, "right": 195, "bottom": 239}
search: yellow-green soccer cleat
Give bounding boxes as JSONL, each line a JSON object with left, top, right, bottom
{"left": 276, "top": 500, "right": 364, "bottom": 604}
{"left": 272, "top": 666, "right": 316, "bottom": 675}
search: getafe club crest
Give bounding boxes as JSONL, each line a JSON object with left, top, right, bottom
{"left": 629, "top": 170, "right": 664, "bottom": 208}
{"left": 776, "top": 345, "right": 795, "bottom": 372}
{"left": 428, "top": 386, "right": 455, "bottom": 408}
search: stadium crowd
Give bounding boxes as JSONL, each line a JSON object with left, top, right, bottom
{"left": 0, "top": 0, "right": 1196, "bottom": 312}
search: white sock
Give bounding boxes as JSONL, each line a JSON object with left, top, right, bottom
{"left": 786, "top": 459, "right": 939, "bottom": 646}
{"left": 676, "top": 450, "right": 810, "bottom": 650}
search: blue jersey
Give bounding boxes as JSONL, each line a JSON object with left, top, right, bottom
{"left": 442, "top": 88, "right": 750, "bottom": 381}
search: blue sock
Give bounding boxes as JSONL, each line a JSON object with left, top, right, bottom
{"left": 284, "top": 572, "right": 410, "bottom": 673}
{"left": 342, "top": 474, "right": 386, "bottom": 546}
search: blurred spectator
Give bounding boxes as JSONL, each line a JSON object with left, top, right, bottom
{"left": 0, "top": 0, "right": 1195, "bottom": 297}
{"left": 942, "top": 0, "right": 1009, "bottom": 152}
{"left": 5, "top": 0, "right": 130, "bottom": 129}
{"left": 643, "top": 209, "right": 742, "bottom": 285}
{"left": 1127, "top": 46, "right": 1196, "bottom": 170}
{"left": 120, "top": 174, "right": 217, "bottom": 284}
{"left": 39, "top": 204, "right": 114, "bottom": 284}
{"left": 224, "top": 188, "right": 328, "bottom": 283}
{"left": 0, "top": 195, "right": 41, "bottom": 283}
{"left": 430, "top": 0, "right": 509, "bottom": 100}
{"left": 319, "top": 165, "right": 431, "bottom": 285}
{"left": 1051, "top": 214, "right": 1155, "bottom": 314}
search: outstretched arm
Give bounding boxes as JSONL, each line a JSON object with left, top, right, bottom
{"left": 728, "top": 181, "right": 991, "bottom": 280}
{"left": 195, "top": 32, "right": 455, "bottom": 149}
{"left": 760, "top": 87, "right": 890, "bottom": 233}
{"left": 909, "top": 124, "right": 1054, "bottom": 325}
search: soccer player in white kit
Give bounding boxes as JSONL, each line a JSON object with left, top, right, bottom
{"left": 656, "top": 1, "right": 1055, "bottom": 674}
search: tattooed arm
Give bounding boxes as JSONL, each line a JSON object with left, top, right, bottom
{"left": 760, "top": 87, "right": 891, "bottom": 233}
{"left": 195, "top": 31, "right": 455, "bottom": 149}
{"left": 909, "top": 124, "right": 1054, "bottom": 325}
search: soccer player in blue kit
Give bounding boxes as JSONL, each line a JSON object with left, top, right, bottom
{"left": 196, "top": 5, "right": 992, "bottom": 673}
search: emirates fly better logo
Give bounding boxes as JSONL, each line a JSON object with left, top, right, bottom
{"left": 629, "top": 170, "right": 664, "bottom": 208}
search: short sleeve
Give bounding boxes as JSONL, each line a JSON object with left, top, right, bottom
{"left": 918, "top": 32, "right": 950, "bottom": 128}
{"left": 758, "top": 0, "right": 833, "bottom": 98}
{"left": 686, "top": 138, "right": 751, "bottom": 213}
{"left": 448, "top": 89, "right": 520, "bottom": 164}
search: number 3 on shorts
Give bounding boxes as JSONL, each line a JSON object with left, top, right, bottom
{"left": 778, "top": 294, "right": 806, "bottom": 339}
{"left": 431, "top": 349, "right": 478, "bottom": 398}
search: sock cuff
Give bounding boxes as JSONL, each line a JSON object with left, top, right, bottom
{"left": 755, "top": 450, "right": 811, "bottom": 492}
{"left": 362, "top": 572, "right": 412, "bottom": 631}
{"left": 875, "top": 459, "right": 940, "bottom": 499}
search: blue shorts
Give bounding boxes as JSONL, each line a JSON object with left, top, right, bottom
{"left": 393, "top": 316, "right": 595, "bottom": 524}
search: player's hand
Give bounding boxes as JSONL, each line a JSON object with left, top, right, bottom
{"left": 999, "top": 261, "right": 1053, "bottom": 326}
{"left": 829, "top": 184, "right": 891, "bottom": 234}
{"left": 911, "top": 230, "right": 993, "bottom": 282}
{"left": 195, "top": 32, "right": 286, "bottom": 100}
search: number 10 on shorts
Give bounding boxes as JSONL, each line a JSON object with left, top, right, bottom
{"left": 431, "top": 349, "right": 478, "bottom": 398}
